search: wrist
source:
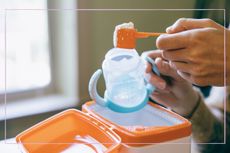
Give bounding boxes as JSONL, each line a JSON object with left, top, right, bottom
{"left": 183, "top": 91, "right": 202, "bottom": 119}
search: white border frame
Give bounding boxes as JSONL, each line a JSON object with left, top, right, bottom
{"left": 3, "top": 8, "right": 226, "bottom": 146}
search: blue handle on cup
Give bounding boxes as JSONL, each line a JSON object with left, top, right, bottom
{"left": 144, "top": 56, "right": 160, "bottom": 94}
{"left": 88, "top": 69, "right": 108, "bottom": 106}
{"left": 145, "top": 56, "right": 160, "bottom": 76}
{"left": 88, "top": 69, "right": 149, "bottom": 113}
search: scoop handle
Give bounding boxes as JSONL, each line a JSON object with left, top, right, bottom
{"left": 135, "top": 32, "right": 165, "bottom": 38}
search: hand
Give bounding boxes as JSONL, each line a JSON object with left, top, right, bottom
{"left": 144, "top": 55, "right": 199, "bottom": 117}
{"left": 156, "top": 18, "right": 230, "bottom": 86}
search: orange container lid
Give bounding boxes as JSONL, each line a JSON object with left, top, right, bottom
{"left": 16, "top": 109, "right": 121, "bottom": 153}
{"left": 82, "top": 101, "right": 192, "bottom": 146}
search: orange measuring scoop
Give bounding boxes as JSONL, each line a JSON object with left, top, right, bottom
{"left": 116, "top": 28, "right": 165, "bottom": 49}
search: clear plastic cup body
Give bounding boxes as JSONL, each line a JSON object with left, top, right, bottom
{"left": 102, "top": 48, "right": 147, "bottom": 107}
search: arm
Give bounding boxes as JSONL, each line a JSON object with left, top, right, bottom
{"left": 143, "top": 54, "right": 229, "bottom": 152}
{"left": 190, "top": 88, "right": 230, "bottom": 153}
{"left": 191, "top": 93, "right": 223, "bottom": 148}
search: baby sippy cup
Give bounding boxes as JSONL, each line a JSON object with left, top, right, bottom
{"left": 88, "top": 47, "right": 158, "bottom": 113}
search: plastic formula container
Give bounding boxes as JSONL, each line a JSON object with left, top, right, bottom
{"left": 82, "top": 101, "right": 192, "bottom": 153}
{"left": 16, "top": 109, "right": 121, "bottom": 153}
{"left": 16, "top": 101, "right": 191, "bottom": 153}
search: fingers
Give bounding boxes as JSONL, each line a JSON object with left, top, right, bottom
{"left": 156, "top": 32, "right": 189, "bottom": 50}
{"left": 169, "top": 61, "right": 193, "bottom": 74}
{"left": 141, "top": 49, "right": 162, "bottom": 59}
{"left": 176, "top": 71, "right": 193, "bottom": 83}
{"left": 150, "top": 92, "right": 177, "bottom": 108}
{"left": 144, "top": 55, "right": 168, "bottom": 90}
{"left": 162, "top": 49, "right": 189, "bottom": 62}
{"left": 155, "top": 58, "right": 180, "bottom": 80}
{"left": 166, "top": 18, "right": 222, "bottom": 34}
{"left": 142, "top": 50, "right": 162, "bottom": 73}
{"left": 145, "top": 62, "right": 152, "bottom": 73}
{"left": 144, "top": 71, "right": 166, "bottom": 90}
{"left": 177, "top": 70, "right": 211, "bottom": 86}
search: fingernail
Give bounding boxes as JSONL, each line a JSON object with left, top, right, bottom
{"left": 169, "top": 61, "right": 176, "bottom": 69}
{"left": 159, "top": 82, "right": 166, "bottom": 89}
{"left": 166, "top": 26, "right": 172, "bottom": 33}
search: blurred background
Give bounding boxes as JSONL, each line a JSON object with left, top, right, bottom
{"left": 0, "top": 0, "right": 228, "bottom": 140}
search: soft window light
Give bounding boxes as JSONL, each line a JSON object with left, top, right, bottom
{"left": 0, "top": 0, "right": 51, "bottom": 92}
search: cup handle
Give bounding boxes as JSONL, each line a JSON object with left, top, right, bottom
{"left": 144, "top": 56, "right": 161, "bottom": 94}
{"left": 88, "top": 69, "right": 108, "bottom": 106}
{"left": 145, "top": 56, "right": 160, "bottom": 76}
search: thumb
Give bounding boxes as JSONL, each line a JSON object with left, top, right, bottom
{"left": 166, "top": 18, "right": 222, "bottom": 34}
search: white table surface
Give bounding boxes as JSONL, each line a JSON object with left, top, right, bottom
{"left": 0, "top": 138, "right": 199, "bottom": 153}
{"left": 0, "top": 138, "right": 21, "bottom": 153}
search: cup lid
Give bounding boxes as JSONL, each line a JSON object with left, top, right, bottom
{"left": 16, "top": 109, "right": 121, "bottom": 153}
{"left": 102, "top": 48, "right": 141, "bottom": 73}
